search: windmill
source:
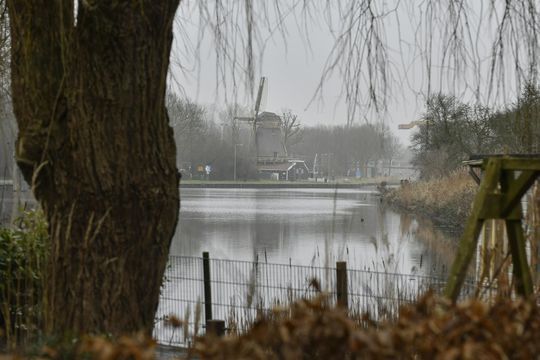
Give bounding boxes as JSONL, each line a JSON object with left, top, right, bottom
{"left": 234, "top": 77, "right": 287, "bottom": 165}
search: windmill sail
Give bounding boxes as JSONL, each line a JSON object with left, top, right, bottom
{"left": 254, "top": 77, "right": 267, "bottom": 115}
{"left": 251, "top": 77, "right": 266, "bottom": 162}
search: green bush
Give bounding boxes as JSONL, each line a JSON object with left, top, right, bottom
{"left": 0, "top": 209, "right": 48, "bottom": 350}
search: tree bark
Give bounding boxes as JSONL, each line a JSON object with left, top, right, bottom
{"left": 8, "top": 1, "right": 180, "bottom": 335}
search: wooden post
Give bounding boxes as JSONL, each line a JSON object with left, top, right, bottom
{"left": 202, "top": 252, "right": 212, "bottom": 322}
{"left": 206, "top": 319, "right": 225, "bottom": 337}
{"left": 445, "top": 157, "right": 539, "bottom": 301}
{"left": 336, "top": 261, "right": 348, "bottom": 309}
{"left": 506, "top": 219, "right": 533, "bottom": 296}
{"left": 501, "top": 171, "right": 533, "bottom": 296}
{"left": 445, "top": 159, "right": 501, "bottom": 301}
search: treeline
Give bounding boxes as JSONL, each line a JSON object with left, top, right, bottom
{"left": 289, "top": 124, "right": 402, "bottom": 177}
{"left": 2, "top": 90, "right": 405, "bottom": 182}
{"left": 413, "top": 84, "right": 540, "bottom": 179}
{"left": 167, "top": 92, "right": 403, "bottom": 180}
{"left": 2, "top": 91, "right": 403, "bottom": 181}
{"left": 167, "top": 93, "right": 258, "bottom": 180}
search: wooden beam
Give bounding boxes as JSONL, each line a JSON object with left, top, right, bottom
{"left": 478, "top": 194, "right": 502, "bottom": 219}
{"left": 500, "top": 170, "right": 539, "bottom": 216}
{"left": 500, "top": 159, "right": 540, "bottom": 171}
{"left": 444, "top": 158, "right": 501, "bottom": 301}
{"left": 506, "top": 218, "right": 533, "bottom": 296}
{"left": 501, "top": 171, "right": 534, "bottom": 297}
{"left": 448, "top": 156, "right": 539, "bottom": 301}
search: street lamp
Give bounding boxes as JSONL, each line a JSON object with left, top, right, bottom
{"left": 234, "top": 143, "right": 243, "bottom": 181}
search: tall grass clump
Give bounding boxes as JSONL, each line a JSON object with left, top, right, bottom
{"left": 0, "top": 209, "right": 48, "bottom": 350}
{"left": 385, "top": 169, "right": 476, "bottom": 231}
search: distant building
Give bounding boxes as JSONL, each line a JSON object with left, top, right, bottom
{"left": 255, "top": 111, "right": 288, "bottom": 180}
{"left": 258, "top": 159, "right": 310, "bottom": 181}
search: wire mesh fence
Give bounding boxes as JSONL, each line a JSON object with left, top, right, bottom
{"left": 153, "top": 253, "right": 478, "bottom": 347}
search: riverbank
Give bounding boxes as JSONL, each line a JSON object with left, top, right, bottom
{"left": 180, "top": 177, "right": 399, "bottom": 189}
{"left": 384, "top": 170, "right": 477, "bottom": 232}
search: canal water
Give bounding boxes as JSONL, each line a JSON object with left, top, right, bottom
{"left": 170, "top": 187, "right": 458, "bottom": 277}
{"left": 0, "top": 185, "right": 459, "bottom": 277}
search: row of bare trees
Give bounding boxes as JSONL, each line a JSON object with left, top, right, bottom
{"left": 290, "top": 124, "right": 402, "bottom": 177}
{"left": 412, "top": 84, "right": 540, "bottom": 179}
{"left": 166, "top": 93, "right": 402, "bottom": 180}
{"left": 167, "top": 94, "right": 259, "bottom": 180}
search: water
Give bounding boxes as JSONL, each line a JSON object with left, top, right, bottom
{"left": 155, "top": 187, "right": 460, "bottom": 345}
{"left": 0, "top": 185, "right": 457, "bottom": 276}
{"left": 170, "top": 187, "right": 457, "bottom": 276}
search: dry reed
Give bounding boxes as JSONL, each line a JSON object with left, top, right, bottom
{"left": 385, "top": 169, "right": 476, "bottom": 231}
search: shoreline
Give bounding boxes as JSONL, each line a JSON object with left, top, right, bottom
{"left": 382, "top": 171, "right": 477, "bottom": 233}
{"left": 179, "top": 179, "right": 399, "bottom": 189}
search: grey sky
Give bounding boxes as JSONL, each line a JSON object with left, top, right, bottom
{"left": 169, "top": 1, "right": 529, "bottom": 146}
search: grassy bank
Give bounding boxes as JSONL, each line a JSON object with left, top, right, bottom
{"left": 384, "top": 170, "right": 477, "bottom": 232}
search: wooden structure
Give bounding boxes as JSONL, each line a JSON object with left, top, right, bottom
{"left": 235, "top": 77, "right": 290, "bottom": 176}
{"left": 255, "top": 111, "right": 288, "bottom": 163}
{"left": 445, "top": 155, "right": 540, "bottom": 301}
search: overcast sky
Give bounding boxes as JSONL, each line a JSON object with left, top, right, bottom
{"left": 169, "top": 1, "right": 526, "bottom": 146}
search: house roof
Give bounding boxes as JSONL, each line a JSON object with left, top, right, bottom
{"left": 258, "top": 160, "right": 309, "bottom": 172}
{"left": 257, "top": 162, "right": 291, "bottom": 172}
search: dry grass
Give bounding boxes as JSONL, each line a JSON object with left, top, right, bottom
{"left": 0, "top": 209, "right": 48, "bottom": 351}
{"left": 7, "top": 291, "right": 540, "bottom": 359}
{"left": 12, "top": 291, "right": 540, "bottom": 359}
{"left": 6, "top": 333, "right": 158, "bottom": 360}
{"left": 385, "top": 170, "right": 477, "bottom": 231}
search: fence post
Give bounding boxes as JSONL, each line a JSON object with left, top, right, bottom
{"left": 206, "top": 319, "right": 225, "bottom": 337}
{"left": 336, "top": 261, "right": 348, "bottom": 309}
{"left": 203, "top": 251, "right": 212, "bottom": 322}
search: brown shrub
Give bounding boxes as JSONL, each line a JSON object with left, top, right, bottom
{"left": 192, "top": 292, "right": 540, "bottom": 359}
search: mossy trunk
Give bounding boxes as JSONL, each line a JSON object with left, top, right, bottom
{"left": 8, "top": 1, "right": 180, "bottom": 334}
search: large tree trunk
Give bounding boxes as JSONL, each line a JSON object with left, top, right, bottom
{"left": 8, "top": 1, "right": 180, "bottom": 334}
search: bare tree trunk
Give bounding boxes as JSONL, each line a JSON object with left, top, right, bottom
{"left": 8, "top": 1, "right": 180, "bottom": 334}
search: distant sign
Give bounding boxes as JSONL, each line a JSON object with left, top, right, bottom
{"left": 197, "top": 165, "right": 204, "bottom": 172}
{"left": 205, "top": 165, "right": 212, "bottom": 174}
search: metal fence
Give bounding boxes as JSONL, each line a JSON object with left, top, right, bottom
{"left": 153, "top": 253, "right": 477, "bottom": 347}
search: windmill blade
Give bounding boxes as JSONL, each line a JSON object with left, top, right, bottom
{"left": 259, "top": 78, "right": 268, "bottom": 114}
{"left": 252, "top": 77, "right": 266, "bottom": 163}
{"left": 254, "top": 76, "right": 267, "bottom": 115}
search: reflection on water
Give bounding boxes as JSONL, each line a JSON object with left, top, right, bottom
{"left": 398, "top": 213, "right": 460, "bottom": 276}
{"left": 171, "top": 188, "right": 458, "bottom": 276}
